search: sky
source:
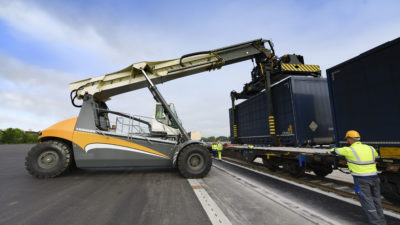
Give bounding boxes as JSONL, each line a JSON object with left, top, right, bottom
{"left": 0, "top": 0, "right": 399, "bottom": 137}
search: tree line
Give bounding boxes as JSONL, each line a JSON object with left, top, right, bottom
{"left": 0, "top": 128, "right": 39, "bottom": 144}
{"left": 201, "top": 136, "right": 230, "bottom": 142}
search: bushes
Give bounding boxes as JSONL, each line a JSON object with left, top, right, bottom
{"left": 0, "top": 128, "right": 39, "bottom": 144}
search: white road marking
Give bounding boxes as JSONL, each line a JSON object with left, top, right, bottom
{"left": 187, "top": 179, "right": 232, "bottom": 225}
{"left": 221, "top": 159, "right": 400, "bottom": 220}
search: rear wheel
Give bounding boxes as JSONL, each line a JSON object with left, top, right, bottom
{"left": 178, "top": 144, "right": 212, "bottom": 178}
{"left": 25, "top": 141, "right": 72, "bottom": 178}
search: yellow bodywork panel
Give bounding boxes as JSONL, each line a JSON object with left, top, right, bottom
{"left": 40, "top": 117, "right": 77, "bottom": 141}
{"left": 72, "top": 131, "right": 170, "bottom": 159}
{"left": 380, "top": 147, "right": 400, "bottom": 159}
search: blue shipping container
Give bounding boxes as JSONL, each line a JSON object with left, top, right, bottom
{"left": 327, "top": 37, "right": 400, "bottom": 147}
{"left": 230, "top": 76, "right": 334, "bottom": 146}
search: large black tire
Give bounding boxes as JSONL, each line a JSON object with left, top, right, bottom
{"left": 312, "top": 166, "right": 333, "bottom": 178}
{"left": 380, "top": 172, "right": 400, "bottom": 203}
{"left": 25, "top": 141, "right": 72, "bottom": 178}
{"left": 177, "top": 144, "right": 212, "bottom": 178}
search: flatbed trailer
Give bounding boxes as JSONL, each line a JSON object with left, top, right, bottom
{"left": 219, "top": 145, "right": 400, "bottom": 188}
{"left": 221, "top": 145, "right": 338, "bottom": 177}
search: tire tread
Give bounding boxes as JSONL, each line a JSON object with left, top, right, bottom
{"left": 25, "top": 140, "right": 72, "bottom": 178}
{"left": 177, "top": 144, "right": 212, "bottom": 178}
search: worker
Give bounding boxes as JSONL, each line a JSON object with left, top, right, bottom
{"left": 216, "top": 140, "right": 223, "bottom": 160}
{"left": 330, "top": 130, "right": 386, "bottom": 225}
{"left": 211, "top": 142, "right": 217, "bottom": 157}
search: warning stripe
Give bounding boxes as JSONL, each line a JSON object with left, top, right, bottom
{"left": 281, "top": 63, "right": 320, "bottom": 72}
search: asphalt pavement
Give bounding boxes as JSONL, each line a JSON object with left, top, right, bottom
{"left": 1, "top": 144, "right": 399, "bottom": 225}
{"left": 0, "top": 144, "right": 211, "bottom": 225}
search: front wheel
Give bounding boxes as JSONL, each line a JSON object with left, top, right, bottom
{"left": 177, "top": 144, "right": 212, "bottom": 178}
{"left": 25, "top": 141, "right": 72, "bottom": 178}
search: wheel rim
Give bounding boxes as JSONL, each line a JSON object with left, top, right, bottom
{"left": 37, "top": 151, "right": 59, "bottom": 169}
{"left": 187, "top": 153, "right": 204, "bottom": 171}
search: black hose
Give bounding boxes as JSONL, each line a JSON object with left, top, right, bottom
{"left": 179, "top": 51, "right": 211, "bottom": 67}
{"left": 70, "top": 84, "right": 88, "bottom": 108}
{"left": 70, "top": 88, "right": 83, "bottom": 108}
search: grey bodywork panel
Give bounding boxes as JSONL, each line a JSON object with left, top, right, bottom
{"left": 73, "top": 94, "right": 182, "bottom": 168}
{"left": 73, "top": 144, "right": 173, "bottom": 168}
{"left": 75, "top": 95, "right": 99, "bottom": 131}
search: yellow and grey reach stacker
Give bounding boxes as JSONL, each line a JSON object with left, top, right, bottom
{"left": 25, "top": 39, "right": 320, "bottom": 178}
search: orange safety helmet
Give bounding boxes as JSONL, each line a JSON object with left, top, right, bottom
{"left": 344, "top": 130, "right": 360, "bottom": 139}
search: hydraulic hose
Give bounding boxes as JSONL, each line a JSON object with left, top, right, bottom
{"left": 70, "top": 84, "right": 88, "bottom": 108}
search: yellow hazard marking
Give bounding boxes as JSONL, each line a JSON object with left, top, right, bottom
{"left": 73, "top": 131, "right": 170, "bottom": 159}
{"left": 259, "top": 63, "right": 264, "bottom": 75}
{"left": 266, "top": 153, "right": 279, "bottom": 159}
{"left": 281, "top": 63, "right": 320, "bottom": 72}
{"left": 380, "top": 147, "right": 400, "bottom": 159}
{"left": 301, "top": 153, "right": 313, "bottom": 156}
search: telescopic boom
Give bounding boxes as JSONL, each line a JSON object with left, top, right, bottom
{"left": 70, "top": 39, "right": 273, "bottom": 102}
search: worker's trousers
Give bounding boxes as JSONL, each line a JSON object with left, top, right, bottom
{"left": 217, "top": 151, "right": 222, "bottom": 160}
{"left": 353, "top": 176, "right": 386, "bottom": 225}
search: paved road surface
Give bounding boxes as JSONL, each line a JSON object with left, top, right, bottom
{"left": 1, "top": 144, "right": 399, "bottom": 225}
{"left": 0, "top": 144, "right": 211, "bottom": 225}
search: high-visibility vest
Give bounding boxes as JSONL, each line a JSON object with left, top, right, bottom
{"left": 211, "top": 144, "right": 217, "bottom": 150}
{"left": 217, "top": 143, "right": 223, "bottom": 151}
{"left": 330, "top": 142, "right": 378, "bottom": 176}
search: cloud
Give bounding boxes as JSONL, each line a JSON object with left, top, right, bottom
{"left": 0, "top": 53, "right": 80, "bottom": 130}
{"left": 0, "top": 1, "right": 119, "bottom": 60}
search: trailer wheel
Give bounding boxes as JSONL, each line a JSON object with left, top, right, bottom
{"left": 287, "top": 161, "right": 305, "bottom": 178}
{"left": 25, "top": 141, "right": 72, "bottom": 178}
{"left": 380, "top": 172, "right": 400, "bottom": 203}
{"left": 312, "top": 165, "right": 333, "bottom": 177}
{"left": 262, "top": 158, "right": 278, "bottom": 172}
{"left": 178, "top": 144, "right": 212, "bottom": 178}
